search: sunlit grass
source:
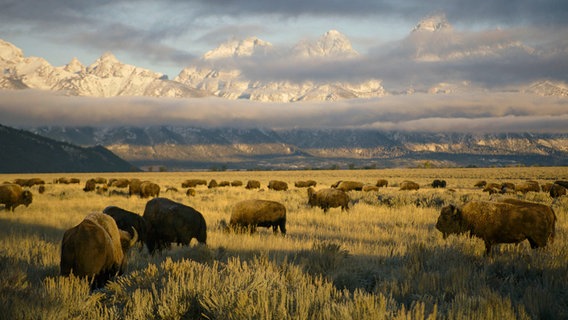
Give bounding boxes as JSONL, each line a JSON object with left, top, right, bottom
{"left": 0, "top": 167, "right": 567, "bottom": 319}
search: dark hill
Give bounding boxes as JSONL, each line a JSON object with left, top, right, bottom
{"left": 0, "top": 124, "right": 139, "bottom": 173}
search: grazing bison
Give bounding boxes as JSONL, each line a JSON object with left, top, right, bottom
{"left": 295, "top": 180, "right": 317, "bottom": 188}
{"left": 554, "top": 180, "right": 568, "bottom": 189}
{"left": 208, "top": 179, "right": 218, "bottom": 189}
{"left": 474, "top": 180, "right": 487, "bottom": 188}
{"left": 399, "top": 181, "right": 420, "bottom": 191}
{"left": 83, "top": 179, "right": 97, "bottom": 192}
{"left": 181, "top": 179, "right": 207, "bottom": 188}
{"left": 376, "top": 179, "right": 389, "bottom": 188}
{"left": 550, "top": 184, "right": 567, "bottom": 199}
{"left": 516, "top": 180, "right": 541, "bottom": 194}
{"left": 60, "top": 212, "right": 137, "bottom": 289}
{"left": 186, "top": 188, "right": 196, "bottom": 197}
{"left": 109, "top": 178, "right": 130, "bottom": 188}
{"left": 143, "top": 198, "right": 207, "bottom": 254}
{"left": 230, "top": 180, "right": 243, "bottom": 187}
{"left": 431, "top": 179, "right": 447, "bottom": 188}
{"left": 0, "top": 184, "right": 33, "bottom": 212}
{"left": 128, "top": 178, "right": 142, "bottom": 196}
{"left": 229, "top": 199, "right": 287, "bottom": 234}
{"left": 103, "top": 206, "right": 147, "bottom": 247}
{"left": 436, "top": 200, "right": 556, "bottom": 255}
{"left": 268, "top": 180, "right": 288, "bottom": 191}
{"left": 139, "top": 181, "right": 160, "bottom": 198}
{"left": 362, "top": 185, "right": 379, "bottom": 192}
{"left": 307, "top": 187, "right": 350, "bottom": 213}
{"left": 13, "top": 178, "right": 45, "bottom": 188}
{"left": 334, "top": 181, "right": 364, "bottom": 192}
{"left": 245, "top": 180, "right": 261, "bottom": 189}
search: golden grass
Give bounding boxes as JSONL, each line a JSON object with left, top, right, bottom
{"left": 0, "top": 167, "right": 567, "bottom": 319}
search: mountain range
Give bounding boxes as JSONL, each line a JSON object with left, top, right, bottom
{"left": 1, "top": 15, "right": 567, "bottom": 101}
{"left": 0, "top": 124, "right": 139, "bottom": 173}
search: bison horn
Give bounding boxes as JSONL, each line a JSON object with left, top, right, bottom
{"left": 130, "top": 227, "right": 138, "bottom": 247}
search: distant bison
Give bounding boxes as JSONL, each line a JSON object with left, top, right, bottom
{"left": 143, "top": 198, "right": 207, "bottom": 254}
{"left": 376, "top": 179, "right": 389, "bottom": 188}
{"left": 109, "top": 178, "right": 130, "bottom": 188}
{"left": 436, "top": 200, "right": 556, "bottom": 255}
{"left": 431, "top": 179, "right": 447, "bottom": 188}
{"left": 208, "top": 179, "right": 218, "bottom": 189}
{"left": 245, "top": 180, "right": 261, "bottom": 189}
{"left": 13, "top": 178, "right": 45, "bottom": 187}
{"left": 268, "top": 180, "right": 288, "bottom": 191}
{"left": 229, "top": 199, "right": 287, "bottom": 234}
{"left": 128, "top": 178, "right": 142, "bottom": 196}
{"left": 83, "top": 179, "right": 97, "bottom": 192}
{"left": 230, "top": 180, "right": 243, "bottom": 187}
{"left": 0, "top": 184, "right": 33, "bottom": 211}
{"left": 60, "top": 212, "right": 137, "bottom": 289}
{"left": 399, "top": 181, "right": 420, "bottom": 191}
{"left": 307, "top": 187, "right": 350, "bottom": 213}
{"left": 515, "top": 180, "right": 540, "bottom": 194}
{"left": 139, "top": 181, "right": 160, "bottom": 198}
{"left": 474, "top": 180, "right": 487, "bottom": 188}
{"left": 335, "top": 181, "right": 364, "bottom": 192}
{"left": 103, "top": 206, "right": 147, "bottom": 247}
{"left": 181, "top": 179, "right": 207, "bottom": 188}
{"left": 295, "top": 180, "right": 317, "bottom": 188}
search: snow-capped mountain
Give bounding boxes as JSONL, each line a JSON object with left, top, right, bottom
{"left": 0, "top": 14, "right": 566, "bottom": 100}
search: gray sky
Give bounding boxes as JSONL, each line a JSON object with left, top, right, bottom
{"left": 0, "top": 1, "right": 567, "bottom": 132}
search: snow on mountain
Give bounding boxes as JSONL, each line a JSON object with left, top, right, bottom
{"left": 292, "top": 29, "right": 358, "bottom": 59}
{"left": 412, "top": 14, "right": 452, "bottom": 33}
{"left": 203, "top": 37, "right": 273, "bottom": 60}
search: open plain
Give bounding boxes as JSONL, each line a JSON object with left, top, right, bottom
{"left": 1, "top": 167, "right": 567, "bottom": 319}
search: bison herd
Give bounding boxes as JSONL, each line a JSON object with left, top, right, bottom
{"left": 1, "top": 175, "right": 566, "bottom": 289}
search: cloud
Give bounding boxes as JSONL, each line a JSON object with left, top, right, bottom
{"left": 1, "top": 89, "right": 566, "bottom": 133}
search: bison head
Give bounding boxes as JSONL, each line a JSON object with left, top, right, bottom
{"left": 436, "top": 204, "right": 467, "bottom": 239}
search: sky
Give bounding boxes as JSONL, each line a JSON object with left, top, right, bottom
{"left": 1, "top": 0, "right": 568, "bottom": 131}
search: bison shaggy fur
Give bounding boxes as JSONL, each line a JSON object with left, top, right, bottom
{"left": 431, "top": 179, "right": 447, "bottom": 188}
{"left": 245, "top": 180, "right": 261, "bottom": 189}
{"left": 143, "top": 197, "right": 207, "bottom": 254}
{"left": 307, "top": 187, "right": 350, "bottom": 213}
{"left": 60, "top": 212, "right": 137, "bottom": 289}
{"left": 295, "top": 180, "right": 317, "bottom": 188}
{"left": 550, "top": 184, "right": 567, "bottom": 198}
{"left": 399, "top": 180, "right": 420, "bottom": 191}
{"left": 229, "top": 199, "right": 287, "bottom": 234}
{"left": 376, "top": 179, "right": 389, "bottom": 188}
{"left": 334, "top": 181, "right": 364, "bottom": 192}
{"left": 139, "top": 181, "right": 160, "bottom": 198}
{"left": 0, "top": 184, "right": 33, "bottom": 211}
{"left": 436, "top": 200, "right": 556, "bottom": 255}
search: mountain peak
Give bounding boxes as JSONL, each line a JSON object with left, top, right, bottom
{"left": 293, "top": 29, "right": 358, "bottom": 59}
{"left": 0, "top": 39, "right": 25, "bottom": 64}
{"left": 203, "top": 36, "right": 273, "bottom": 60}
{"left": 64, "top": 57, "right": 85, "bottom": 73}
{"left": 412, "top": 14, "right": 452, "bottom": 33}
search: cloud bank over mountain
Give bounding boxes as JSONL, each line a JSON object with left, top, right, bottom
{"left": 2, "top": 89, "right": 566, "bottom": 133}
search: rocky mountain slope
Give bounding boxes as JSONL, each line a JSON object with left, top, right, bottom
{"left": 0, "top": 124, "right": 139, "bottom": 173}
{"left": 29, "top": 126, "right": 568, "bottom": 170}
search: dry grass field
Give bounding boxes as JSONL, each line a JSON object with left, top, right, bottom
{"left": 1, "top": 167, "right": 567, "bottom": 319}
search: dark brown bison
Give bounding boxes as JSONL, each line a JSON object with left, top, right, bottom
{"left": 307, "top": 187, "right": 350, "bottom": 213}
{"left": 335, "top": 181, "right": 364, "bottom": 192}
{"left": 139, "top": 181, "right": 160, "bottom": 198}
{"left": 218, "top": 180, "right": 231, "bottom": 187}
{"left": 554, "top": 180, "right": 568, "bottom": 188}
{"left": 181, "top": 179, "right": 207, "bottom": 188}
{"left": 436, "top": 200, "right": 556, "bottom": 255}
{"left": 103, "top": 206, "right": 147, "bottom": 247}
{"left": 376, "top": 179, "right": 389, "bottom": 188}
{"left": 83, "top": 179, "right": 96, "bottom": 192}
{"left": 128, "top": 178, "right": 142, "bottom": 196}
{"left": 0, "top": 184, "right": 33, "bottom": 211}
{"left": 550, "top": 184, "right": 567, "bottom": 198}
{"left": 245, "top": 180, "right": 261, "bottom": 189}
{"left": 431, "top": 179, "right": 447, "bottom": 188}
{"left": 109, "top": 178, "right": 130, "bottom": 188}
{"left": 186, "top": 188, "right": 196, "bottom": 197}
{"left": 13, "top": 178, "right": 45, "bottom": 187}
{"left": 399, "top": 181, "right": 420, "bottom": 191}
{"left": 143, "top": 198, "right": 207, "bottom": 254}
{"left": 268, "top": 180, "right": 288, "bottom": 191}
{"left": 295, "top": 180, "right": 317, "bottom": 188}
{"left": 229, "top": 199, "right": 287, "bottom": 234}
{"left": 60, "top": 212, "right": 137, "bottom": 289}
{"left": 230, "top": 180, "right": 243, "bottom": 187}
{"left": 208, "top": 179, "right": 218, "bottom": 189}
{"left": 516, "top": 180, "right": 540, "bottom": 194}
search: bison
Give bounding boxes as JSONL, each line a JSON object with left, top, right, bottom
{"left": 399, "top": 181, "right": 420, "bottom": 191}
{"left": 268, "top": 180, "right": 288, "bottom": 191}
{"left": 139, "top": 181, "right": 160, "bottom": 198}
{"left": 103, "top": 206, "right": 147, "bottom": 247}
{"left": 295, "top": 180, "right": 317, "bottom": 188}
{"left": 550, "top": 184, "right": 567, "bottom": 199}
{"left": 181, "top": 179, "right": 207, "bottom": 188}
{"left": 143, "top": 198, "right": 207, "bottom": 254}
{"left": 229, "top": 199, "right": 287, "bottom": 234}
{"left": 335, "top": 181, "right": 364, "bottom": 192}
{"left": 436, "top": 200, "right": 556, "bottom": 255}
{"left": 60, "top": 212, "right": 137, "bottom": 289}
{"left": 83, "top": 179, "right": 96, "bottom": 192}
{"left": 431, "top": 179, "right": 447, "bottom": 188}
{"left": 245, "top": 180, "right": 261, "bottom": 189}
{"left": 515, "top": 180, "right": 541, "bottom": 194}
{"left": 128, "top": 178, "right": 142, "bottom": 196}
{"left": 0, "top": 184, "right": 33, "bottom": 211}
{"left": 376, "top": 179, "right": 389, "bottom": 188}
{"left": 307, "top": 187, "right": 350, "bottom": 213}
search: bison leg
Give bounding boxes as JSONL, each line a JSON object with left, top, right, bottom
{"left": 279, "top": 222, "right": 286, "bottom": 235}
{"left": 484, "top": 241, "right": 493, "bottom": 256}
